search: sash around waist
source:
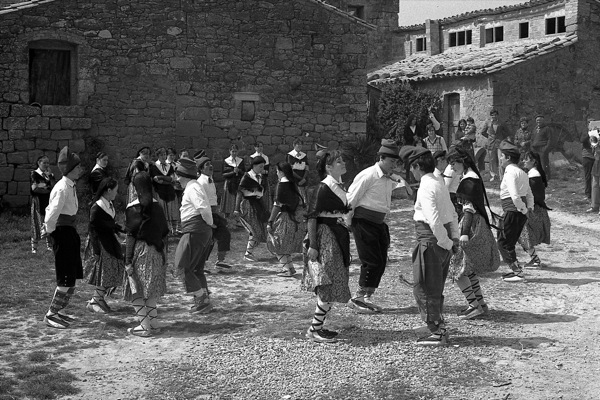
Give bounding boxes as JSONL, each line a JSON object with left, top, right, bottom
{"left": 56, "top": 214, "right": 77, "bottom": 227}
{"left": 501, "top": 196, "right": 527, "bottom": 212}
{"left": 353, "top": 206, "right": 386, "bottom": 224}
{"left": 414, "top": 221, "right": 453, "bottom": 244}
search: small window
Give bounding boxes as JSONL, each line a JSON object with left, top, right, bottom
{"left": 348, "top": 5, "right": 364, "bottom": 20}
{"left": 449, "top": 32, "right": 457, "bottom": 47}
{"left": 546, "top": 16, "right": 566, "bottom": 34}
{"left": 416, "top": 37, "right": 427, "bottom": 52}
{"left": 29, "top": 43, "right": 75, "bottom": 105}
{"left": 519, "top": 22, "right": 529, "bottom": 38}
{"left": 449, "top": 30, "right": 472, "bottom": 47}
{"left": 241, "top": 101, "right": 255, "bottom": 122}
{"left": 458, "top": 31, "right": 466, "bottom": 46}
{"left": 485, "top": 26, "right": 504, "bottom": 43}
{"left": 466, "top": 30, "right": 472, "bottom": 45}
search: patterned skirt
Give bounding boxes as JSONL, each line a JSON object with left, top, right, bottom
{"left": 123, "top": 241, "right": 167, "bottom": 301}
{"left": 301, "top": 224, "right": 351, "bottom": 304}
{"left": 30, "top": 196, "right": 43, "bottom": 241}
{"left": 519, "top": 205, "right": 551, "bottom": 249}
{"left": 83, "top": 236, "right": 125, "bottom": 288}
{"left": 220, "top": 185, "right": 237, "bottom": 215}
{"left": 239, "top": 198, "right": 267, "bottom": 243}
{"left": 127, "top": 182, "right": 138, "bottom": 204}
{"left": 450, "top": 212, "right": 501, "bottom": 280}
{"left": 267, "top": 207, "right": 306, "bottom": 255}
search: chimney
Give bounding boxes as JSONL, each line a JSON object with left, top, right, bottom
{"left": 426, "top": 19, "right": 440, "bottom": 55}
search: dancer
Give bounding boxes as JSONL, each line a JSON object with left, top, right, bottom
{"left": 150, "top": 147, "right": 178, "bottom": 234}
{"left": 447, "top": 148, "right": 500, "bottom": 319}
{"left": 287, "top": 138, "right": 309, "bottom": 201}
{"left": 346, "top": 139, "right": 410, "bottom": 313}
{"left": 124, "top": 147, "right": 150, "bottom": 203}
{"left": 30, "top": 155, "right": 55, "bottom": 254}
{"left": 89, "top": 152, "right": 109, "bottom": 197}
{"left": 518, "top": 151, "right": 551, "bottom": 268}
{"left": 220, "top": 144, "right": 245, "bottom": 218}
{"left": 251, "top": 141, "right": 272, "bottom": 214}
{"left": 124, "top": 172, "right": 169, "bottom": 336}
{"left": 399, "top": 146, "right": 458, "bottom": 346}
{"left": 433, "top": 150, "right": 447, "bottom": 178}
{"left": 497, "top": 141, "right": 534, "bottom": 283}
{"left": 83, "top": 178, "right": 125, "bottom": 313}
{"left": 303, "top": 149, "right": 351, "bottom": 343}
{"left": 196, "top": 156, "right": 233, "bottom": 271}
{"left": 41, "top": 146, "right": 83, "bottom": 329}
{"left": 266, "top": 162, "right": 306, "bottom": 277}
{"left": 174, "top": 157, "right": 215, "bottom": 313}
{"left": 234, "top": 156, "right": 269, "bottom": 262}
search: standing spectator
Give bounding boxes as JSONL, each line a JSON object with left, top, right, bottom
{"left": 587, "top": 130, "right": 600, "bottom": 213}
{"left": 220, "top": 144, "right": 245, "bottom": 218}
{"left": 234, "top": 156, "right": 269, "bottom": 262}
{"left": 266, "top": 162, "right": 306, "bottom": 277}
{"left": 124, "top": 147, "right": 150, "bottom": 204}
{"left": 454, "top": 119, "right": 468, "bottom": 141}
{"left": 167, "top": 148, "right": 181, "bottom": 233}
{"left": 514, "top": 117, "right": 532, "bottom": 157}
{"left": 83, "top": 178, "right": 125, "bottom": 313}
{"left": 30, "top": 155, "right": 56, "bottom": 254}
{"left": 581, "top": 130, "right": 595, "bottom": 203}
{"left": 287, "top": 138, "right": 309, "bottom": 202}
{"left": 41, "top": 147, "right": 83, "bottom": 329}
{"left": 479, "top": 109, "right": 511, "bottom": 181}
{"left": 497, "top": 141, "right": 534, "bottom": 283}
{"left": 196, "top": 156, "right": 233, "bottom": 271}
{"left": 251, "top": 142, "right": 272, "bottom": 215}
{"left": 399, "top": 146, "right": 458, "bottom": 346}
{"left": 89, "top": 152, "right": 109, "bottom": 197}
{"left": 346, "top": 139, "right": 411, "bottom": 313}
{"left": 403, "top": 114, "right": 425, "bottom": 146}
{"left": 303, "top": 149, "right": 352, "bottom": 343}
{"left": 518, "top": 152, "right": 551, "bottom": 268}
{"left": 174, "top": 158, "right": 215, "bottom": 314}
{"left": 149, "top": 147, "right": 178, "bottom": 234}
{"left": 531, "top": 114, "right": 553, "bottom": 180}
{"left": 124, "top": 172, "right": 169, "bottom": 336}
{"left": 424, "top": 123, "right": 448, "bottom": 154}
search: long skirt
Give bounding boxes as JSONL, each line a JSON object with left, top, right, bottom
{"left": 267, "top": 207, "right": 306, "bottom": 255}
{"left": 302, "top": 224, "right": 351, "bottom": 304}
{"left": 30, "top": 196, "right": 43, "bottom": 241}
{"left": 83, "top": 236, "right": 125, "bottom": 288}
{"left": 519, "top": 205, "right": 551, "bottom": 249}
{"left": 123, "top": 241, "right": 167, "bottom": 301}
{"left": 449, "top": 213, "right": 500, "bottom": 280}
{"left": 220, "top": 184, "right": 237, "bottom": 215}
{"left": 239, "top": 198, "right": 267, "bottom": 243}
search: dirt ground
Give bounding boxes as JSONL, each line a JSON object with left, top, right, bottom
{"left": 4, "top": 166, "right": 600, "bottom": 400}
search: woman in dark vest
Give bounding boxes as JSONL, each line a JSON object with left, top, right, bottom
{"left": 220, "top": 144, "right": 245, "bottom": 217}
{"left": 83, "top": 178, "right": 125, "bottom": 313}
{"left": 149, "top": 147, "right": 178, "bottom": 234}
{"left": 266, "top": 162, "right": 306, "bottom": 277}
{"left": 30, "top": 155, "right": 56, "bottom": 254}
{"left": 89, "top": 152, "right": 109, "bottom": 197}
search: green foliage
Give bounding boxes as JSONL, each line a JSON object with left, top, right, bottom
{"left": 342, "top": 134, "right": 380, "bottom": 183}
{"left": 377, "top": 82, "right": 442, "bottom": 144}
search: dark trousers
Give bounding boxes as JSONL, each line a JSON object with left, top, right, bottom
{"left": 52, "top": 226, "right": 83, "bottom": 287}
{"left": 412, "top": 241, "right": 451, "bottom": 325}
{"left": 497, "top": 211, "right": 528, "bottom": 264}
{"left": 352, "top": 218, "right": 390, "bottom": 289}
{"left": 174, "top": 228, "right": 212, "bottom": 293}
{"left": 210, "top": 213, "right": 231, "bottom": 254}
{"left": 583, "top": 157, "right": 594, "bottom": 199}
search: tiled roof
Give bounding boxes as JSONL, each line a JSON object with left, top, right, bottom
{"left": 398, "top": 0, "right": 560, "bottom": 31}
{"left": 0, "top": 0, "right": 56, "bottom": 15}
{"left": 368, "top": 32, "right": 577, "bottom": 85}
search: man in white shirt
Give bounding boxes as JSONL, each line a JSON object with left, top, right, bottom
{"left": 399, "top": 145, "right": 459, "bottom": 346}
{"left": 42, "top": 146, "right": 84, "bottom": 329}
{"left": 196, "top": 156, "right": 232, "bottom": 271}
{"left": 497, "top": 141, "right": 534, "bottom": 282}
{"left": 174, "top": 157, "right": 216, "bottom": 314}
{"left": 346, "top": 139, "right": 410, "bottom": 313}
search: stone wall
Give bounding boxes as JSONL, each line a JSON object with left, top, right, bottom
{"left": 0, "top": 0, "right": 371, "bottom": 209}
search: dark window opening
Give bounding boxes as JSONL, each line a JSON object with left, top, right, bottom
{"left": 416, "top": 37, "right": 427, "bottom": 52}
{"left": 485, "top": 26, "right": 504, "bottom": 43}
{"left": 449, "top": 32, "right": 457, "bottom": 47}
{"left": 241, "top": 101, "right": 256, "bottom": 122}
{"left": 449, "top": 29, "right": 472, "bottom": 47}
{"left": 519, "top": 22, "right": 529, "bottom": 38}
{"left": 485, "top": 28, "right": 494, "bottom": 44}
{"left": 29, "top": 48, "right": 71, "bottom": 106}
{"left": 466, "top": 30, "right": 472, "bottom": 44}
{"left": 458, "top": 31, "right": 466, "bottom": 46}
{"left": 348, "top": 5, "right": 365, "bottom": 20}
{"left": 546, "top": 16, "right": 565, "bottom": 34}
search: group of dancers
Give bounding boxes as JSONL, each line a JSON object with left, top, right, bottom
{"left": 32, "top": 134, "right": 551, "bottom": 344}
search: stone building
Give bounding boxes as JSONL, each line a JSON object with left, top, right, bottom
{"left": 0, "top": 0, "right": 373, "bottom": 208}
{"left": 369, "top": 0, "right": 600, "bottom": 159}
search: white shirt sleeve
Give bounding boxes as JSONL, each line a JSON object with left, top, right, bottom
{"left": 44, "top": 185, "right": 66, "bottom": 234}
{"left": 421, "top": 185, "right": 453, "bottom": 250}
{"left": 191, "top": 183, "right": 213, "bottom": 226}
